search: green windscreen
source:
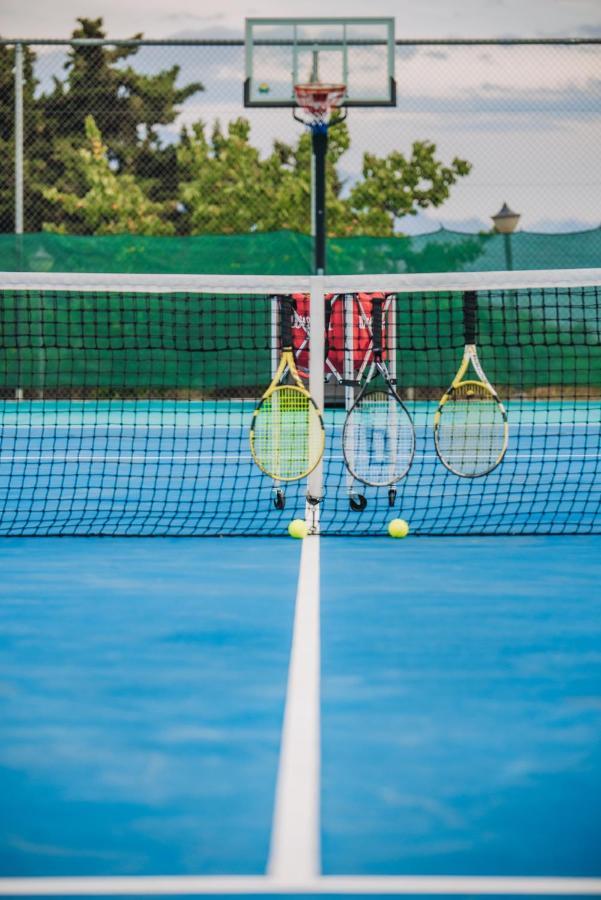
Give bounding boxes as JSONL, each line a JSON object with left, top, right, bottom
{"left": 1, "top": 228, "right": 600, "bottom": 275}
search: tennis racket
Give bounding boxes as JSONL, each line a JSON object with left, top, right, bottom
{"left": 342, "top": 295, "right": 415, "bottom": 502}
{"left": 434, "top": 289, "right": 508, "bottom": 477}
{"left": 250, "top": 297, "right": 325, "bottom": 488}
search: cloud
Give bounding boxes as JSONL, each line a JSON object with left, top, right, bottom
{"left": 3, "top": 0, "right": 601, "bottom": 41}
{"left": 162, "top": 13, "right": 226, "bottom": 24}
{"left": 14, "top": 28, "right": 601, "bottom": 231}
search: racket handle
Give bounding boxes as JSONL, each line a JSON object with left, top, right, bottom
{"left": 280, "top": 298, "right": 294, "bottom": 349}
{"left": 371, "top": 297, "right": 383, "bottom": 357}
{"left": 463, "top": 291, "right": 477, "bottom": 344}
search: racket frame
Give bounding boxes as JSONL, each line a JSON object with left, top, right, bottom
{"left": 434, "top": 291, "right": 509, "bottom": 478}
{"left": 342, "top": 295, "right": 416, "bottom": 487}
{"left": 250, "top": 299, "right": 325, "bottom": 482}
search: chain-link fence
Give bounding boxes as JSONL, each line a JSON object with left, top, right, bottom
{"left": 1, "top": 31, "right": 600, "bottom": 251}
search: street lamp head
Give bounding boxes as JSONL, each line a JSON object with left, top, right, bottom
{"left": 492, "top": 202, "right": 521, "bottom": 234}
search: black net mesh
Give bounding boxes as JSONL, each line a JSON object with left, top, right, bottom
{"left": 0, "top": 275, "right": 599, "bottom": 535}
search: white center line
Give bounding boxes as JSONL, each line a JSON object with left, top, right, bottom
{"left": 267, "top": 531, "right": 321, "bottom": 881}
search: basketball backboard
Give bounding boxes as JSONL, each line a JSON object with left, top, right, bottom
{"left": 244, "top": 18, "right": 396, "bottom": 108}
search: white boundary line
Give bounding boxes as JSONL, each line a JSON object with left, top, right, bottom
{"left": 1, "top": 875, "right": 600, "bottom": 895}
{"left": 267, "top": 531, "right": 321, "bottom": 880}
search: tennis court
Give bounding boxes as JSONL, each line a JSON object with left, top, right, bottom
{"left": 1, "top": 534, "right": 600, "bottom": 894}
{"left": 0, "top": 268, "right": 600, "bottom": 895}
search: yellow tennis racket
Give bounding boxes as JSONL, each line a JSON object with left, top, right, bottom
{"left": 434, "top": 290, "right": 508, "bottom": 478}
{"left": 250, "top": 297, "right": 325, "bottom": 483}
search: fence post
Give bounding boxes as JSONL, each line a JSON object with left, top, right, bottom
{"left": 14, "top": 42, "right": 24, "bottom": 237}
{"left": 13, "top": 43, "right": 25, "bottom": 399}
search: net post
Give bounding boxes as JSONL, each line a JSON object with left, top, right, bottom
{"left": 14, "top": 42, "right": 24, "bottom": 239}
{"left": 306, "top": 275, "right": 325, "bottom": 532}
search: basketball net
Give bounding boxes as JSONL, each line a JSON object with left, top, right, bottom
{"left": 293, "top": 83, "right": 347, "bottom": 128}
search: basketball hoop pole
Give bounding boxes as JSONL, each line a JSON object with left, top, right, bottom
{"left": 245, "top": 20, "right": 396, "bottom": 266}
{"left": 293, "top": 84, "right": 347, "bottom": 276}
{"left": 312, "top": 126, "right": 327, "bottom": 275}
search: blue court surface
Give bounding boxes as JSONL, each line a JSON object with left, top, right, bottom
{"left": 0, "top": 534, "right": 600, "bottom": 896}
{"left": 1, "top": 400, "right": 599, "bottom": 536}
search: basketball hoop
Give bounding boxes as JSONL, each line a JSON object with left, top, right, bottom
{"left": 293, "top": 82, "right": 347, "bottom": 128}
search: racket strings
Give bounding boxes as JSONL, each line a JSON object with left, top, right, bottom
{"left": 436, "top": 383, "right": 507, "bottom": 477}
{"left": 343, "top": 390, "right": 415, "bottom": 486}
{"left": 251, "top": 386, "right": 323, "bottom": 481}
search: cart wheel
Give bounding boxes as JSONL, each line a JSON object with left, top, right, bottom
{"left": 349, "top": 493, "right": 367, "bottom": 512}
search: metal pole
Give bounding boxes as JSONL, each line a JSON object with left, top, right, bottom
{"left": 14, "top": 42, "right": 24, "bottom": 237}
{"left": 310, "top": 151, "right": 316, "bottom": 243}
{"left": 312, "top": 128, "right": 327, "bottom": 275}
{"left": 14, "top": 43, "right": 24, "bottom": 400}
{"left": 306, "top": 275, "right": 325, "bottom": 527}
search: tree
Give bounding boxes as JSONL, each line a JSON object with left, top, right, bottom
{"left": 178, "top": 119, "right": 266, "bottom": 234}
{"left": 177, "top": 116, "right": 351, "bottom": 234}
{"left": 178, "top": 117, "right": 471, "bottom": 237}
{"left": 1, "top": 17, "right": 472, "bottom": 239}
{"left": 43, "top": 116, "right": 176, "bottom": 235}
{"left": 347, "top": 142, "right": 472, "bottom": 236}
{"left": 24, "top": 17, "right": 203, "bottom": 231}
{"left": 41, "top": 19, "right": 202, "bottom": 163}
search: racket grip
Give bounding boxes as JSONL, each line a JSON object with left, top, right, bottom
{"left": 463, "top": 291, "right": 477, "bottom": 344}
{"left": 371, "top": 298, "right": 383, "bottom": 355}
{"left": 280, "top": 298, "right": 294, "bottom": 349}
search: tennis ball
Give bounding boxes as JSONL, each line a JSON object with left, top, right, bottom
{"left": 388, "top": 518, "right": 409, "bottom": 539}
{"left": 288, "top": 518, "right": 308, "bottom": 539}
{"left": 258, "top": 82, "right": 270, "bottom": 93}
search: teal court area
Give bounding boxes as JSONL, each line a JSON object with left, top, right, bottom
{"left": 1, "top": 399, "right": 598, "bottom": 537}
{"left": 1, "top": 534, "right": 600, "bottom": 895}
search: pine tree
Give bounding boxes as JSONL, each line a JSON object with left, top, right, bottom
{"left": 21, "top": 17, "right": 203, "bottom": 231}
{"left": 43, "top": 116, "right": 176, "bottom": 235}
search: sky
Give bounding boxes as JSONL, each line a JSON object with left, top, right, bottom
{"left": 2, "top": 0, "right": 600, "bottom": 233}
{"left": 2, "top": 0, "right": 601, "bottom": 41}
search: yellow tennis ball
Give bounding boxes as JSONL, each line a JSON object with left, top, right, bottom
{"left": 288, "top": 519, "right": 308, "bottom": 539}
{"left": 388, "top": 518, "right": 409, "bottom": 539}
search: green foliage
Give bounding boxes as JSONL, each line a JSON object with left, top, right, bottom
{"left": 347, "top": 142, "right": 472, "bottom": 236}
{"left": 178, "top": 119, "right": 265, "bottom": 234}
{"left": 179, "top": 118, "right": 470, "bottom": 237}
{"left": 0, "top": 17, "right": 204, "bottom": 232}
{"left": 1, "top": 17, "right": 473, "bottom": 238}
{"left": 178, "top": 116, "right": 351, "bottom": 234}
{"left": 39, "top": 19, "right": 202, "bottom": 173}
{"left": 43, "top": 116, "right": 175, "bottom": 235}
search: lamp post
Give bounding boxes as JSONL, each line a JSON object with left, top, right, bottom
{"left": 491, "top": 203, "right": 520, "bottom": 271}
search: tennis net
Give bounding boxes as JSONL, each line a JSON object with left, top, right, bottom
{"left": 1, "top": 270, "right": 600, "bottom": 536}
